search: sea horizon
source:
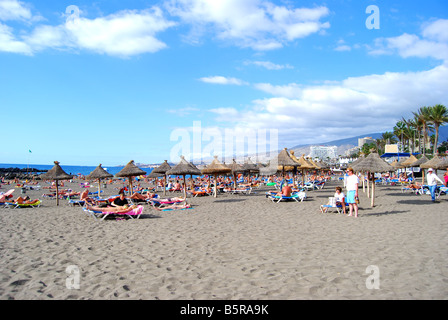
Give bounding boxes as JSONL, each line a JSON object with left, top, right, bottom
{"left": 0, "top": 163, "right": 148, "bottom": 177}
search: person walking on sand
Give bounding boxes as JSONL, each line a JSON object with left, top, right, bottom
{"left": 426, "top": 168, "right": 445, "bottom": 202}
{"left": 345, "top": 168, "right": 359, "bottom": 217}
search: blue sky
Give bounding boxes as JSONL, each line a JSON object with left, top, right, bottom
{"left": 0, "top": 0, "right": 447, "bottom": 166}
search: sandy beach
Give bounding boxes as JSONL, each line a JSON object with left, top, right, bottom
{"left": 0, "top": 178, "right": 447, "bottom": 300}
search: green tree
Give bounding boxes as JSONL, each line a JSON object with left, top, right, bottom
{"left": 428, "top": 104, "right": 448, "bottom": 155}
{"left": 413, "top": 106, "right": 433, "bottom": 155}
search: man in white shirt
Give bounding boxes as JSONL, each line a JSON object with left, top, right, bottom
{"left": 346, "top": 168, "right": 359, "bottom": 217}
{"left": 426, "top": 168, "right": 445, "bottom": 202}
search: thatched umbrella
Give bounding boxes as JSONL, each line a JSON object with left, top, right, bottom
{"left": 166, "top": 156, "right": 202, "bottom": 198}
{"left": 409, "top": 155, "right": 429, "bottom": 168}
{"left": 435, "top": 157, "right": 448, "bottom": 170}
{"left": 420, "top": 155, "right": 444, "bottom": 183}
{"left": 291, "top": 152, "right": 314, "bottom": 185}
{"left": 397, "top": 155, "right": 419, "bottom": 180}
{"left": 227, "top": 159, "right": 245, "bottom": 189}
{"left": 401, "top": 155, "right": 418, "bottom": 167}
{"left": 86, "top": 164, "right": 113, "bottom": 198}
{"left": 242, "top": 157, "right": 259, "bottom": 173}
{"left": 39, "top": 161, "right": 73, "bottom": 206}
{"left": 201, "top": 156, "right": 232, "bottom": 198}
{"left": 242, "top": 157, "right": 259, "bottom": 184}
{"left": 152, "top": 160, "right": 171, "bottom": 196}
{"left": 275, "top": 148, "right": 299, "bottom": 178}
{"left": 259, "top": 160, "right": 279, "bottom": 176}
{"left": 351, "top": 152, "right": 394, "bottom": 207}
{"left": 115, "top": 160, "right": 147, "bottom": 195}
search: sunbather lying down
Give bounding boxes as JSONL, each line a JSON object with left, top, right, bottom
{"left": 152, "top": 203, "right": 192, "bottom": 211}
{"left": 86, "top": 204, "right": 138, "bottom": 213}
{"left": 151, "top": 196, "right": 186, "bottom": 202}
{"left": 130, "top": 192, "right": 157, "bottom": 201}
{"left": 14, "top": 196, "right": 40, "bottom": 205}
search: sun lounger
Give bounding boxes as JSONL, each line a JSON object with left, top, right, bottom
{"left": 83, "top": 205, "right": 144, "bottom": 221}
{"left": 401, "top": 184, "right": 424, "bottom": 195}
{"left": 148, "top": 198, "right": 186, "bottom": 207}
{"left": 189, "top": 189, "right": 212, "bottom": 197}
{"left": 436, "top": 186, "right": 447, "bottom": 199}
{"left": 223, "top": 187, "right": 252, "bottom": 195}
{"left": 68, "top": 199, "right": 85, "bottom": 207}
{"left": 5, "top": 200, "right": 42, "bottom": 209}
{"left": 267, "top": 191, "right": 306, "bottom": 203}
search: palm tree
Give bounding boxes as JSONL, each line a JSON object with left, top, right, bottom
{"left": 402, "top": 117, "right": 417, "bottom": 153}
{"left": 376, "top": 131, "right": 397, "bottom": 155}
{"left": 428, "top": 104, "right": 448, "bottom": 155}
{"left": 413, "top": 106, "right": 433, "bottom": 155}
{"left": 412, "top": 113, "right": 423, "bottom": 153}
{"left": 393, "top": 121, "right": 406, "bottom": 151}
{"left": 382, "top": 131, "right": 397, "bottom": 145}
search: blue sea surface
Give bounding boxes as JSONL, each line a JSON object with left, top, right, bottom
{"left": 0, "top": 163, "right": 153, "bottom": 177}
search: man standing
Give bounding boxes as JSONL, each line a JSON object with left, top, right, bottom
{"left": 426, "top": 168, "right": 445, "bottom": 202}
{"left": 346, "top": 168, "right": 359, "bottom": 217}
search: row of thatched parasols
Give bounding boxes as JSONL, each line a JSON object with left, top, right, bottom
{"left": 349, "top": 152, "right": 448, "bottom": 208}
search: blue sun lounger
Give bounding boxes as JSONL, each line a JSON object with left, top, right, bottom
{"left": 267, "top": 191, "right": 306, "bottom": 203}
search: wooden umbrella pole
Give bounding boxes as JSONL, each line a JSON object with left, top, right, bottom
{"left": 214, "top": 174, "right": 218, "bottom": 198}
{"left": 56, "top": 180, "right": 59, "bottom": 206}
{"left": 129, "top": 177, "right": 133, "bottom": 196}
{"left": 371, "top": 178, "right": 376, "bottom": 207}
{"left": 163, "top": 176, "right": 166, "bottom": 196}
{"left": 183, "top": 175, "right": 187, "bottom": 199}
{"left": 98, "top": 178, "right": 101, "bottom": 198}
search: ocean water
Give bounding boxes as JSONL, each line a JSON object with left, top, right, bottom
{"left": 0, "top": 163, "right": 152, "bottom": 177}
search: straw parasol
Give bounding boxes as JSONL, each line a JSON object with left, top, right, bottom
{"left": 291, "top": 152, "right": 314, "bottom": 185}
{"left": 39, "top": 161, "right": 73, "bottom": 206}
{"left": 400, "top": 155, "right": 418, "bottom": 168}
{"left": 242, "top": 157, "right": 260, "bottom": 174}
{"left": 201, "top": 156, "right": 232, "bottom": 197}
{"left": 409, "top": 155, "right": 429, "bottom": 168}
{"left": 166, "top": 156, "right": 202, "bottom": 198}
{"left": 259, "top": 160, "right": 279, "bottom": 176}
{"left": 115, "top": 160, "right": 147, "bottom": 195}
{"left": 275, "top": 148, "right": 300, "bottom": 179}
{"left": 435, "top": 157, "right": 448, "bottom": 170}
{"left": 351, "top": 152, "right": 394, "bottom": 207}
{"left": 227, "top": 159, "right": 245, "bottom": 189}
{"left": 86, "top": 164, "right": 113, "bottom": 198}
{"left": 152, "top": 160, "right": 171, "bottom": 196}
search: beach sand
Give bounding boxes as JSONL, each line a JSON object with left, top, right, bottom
{"left": 0, "top": 179, "right": 447, "bottom": 300}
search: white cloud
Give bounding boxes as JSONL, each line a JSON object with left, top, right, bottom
{"left": 199, "top": 76, "right": 248, "bottom": 86}
{"left": 1, "top": 6, "right": 176, "bottom": 57}
{"left": 165, "top": 0, "right": 330, "bottom": 50}
{"left": 334, "top": 44, "right": 351, "bottom": 52}
{"left": 209, "top": 63, "right": 448, "bottom": 147}
{"left": 0, "top": 0, "right": 32, "bottom": 21}
{"left": 369, "top": 19, "right": 448, "bottom": 61}
{"left": 245, "top": 60, "right": 293, "bottom": 70}
{"left": 0, "top": 22, "right": 31, "bottom": 54}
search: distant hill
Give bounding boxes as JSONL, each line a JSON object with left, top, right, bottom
{"left": 289, "top": 132, "right": 384, "bottom": 157}
{"left": 170, "top": 126, "right": 448, "bottom": 165}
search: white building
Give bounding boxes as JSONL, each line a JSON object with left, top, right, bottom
{"left": 358, "top": 137, "right": 375, "bottom": 148}
{"left": 309, "top": 146, "right": 337, "bottom": 160}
